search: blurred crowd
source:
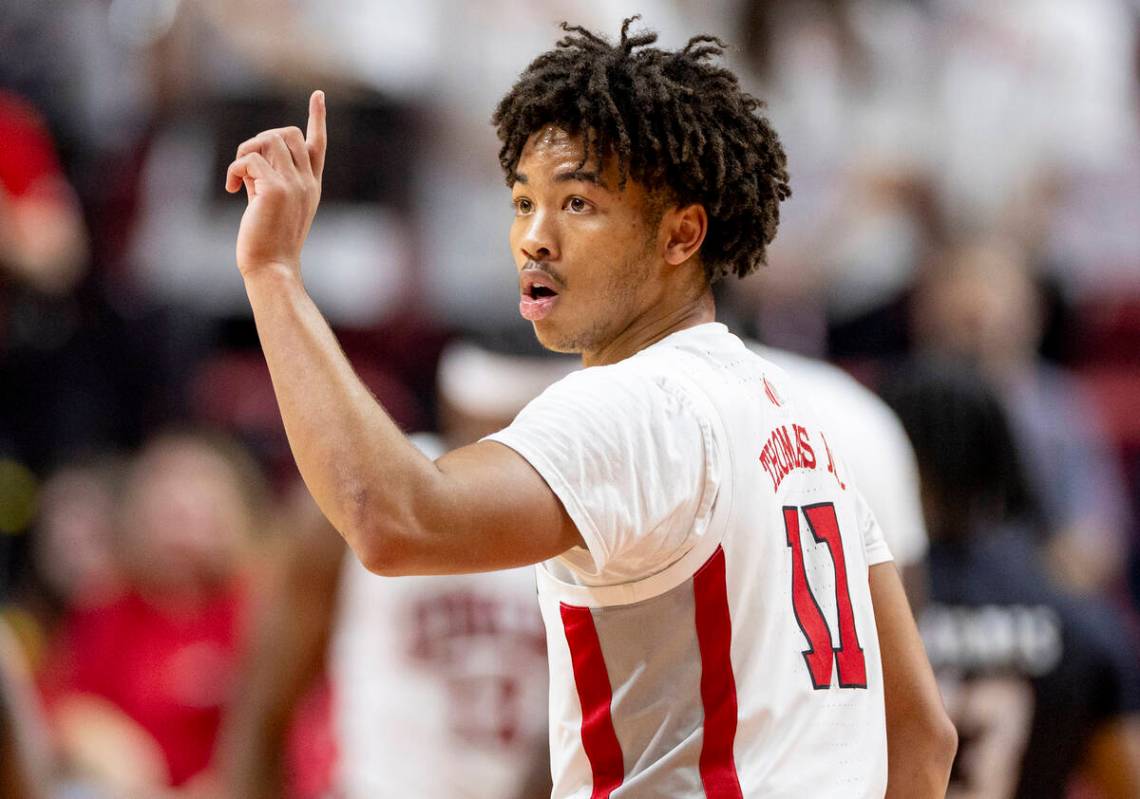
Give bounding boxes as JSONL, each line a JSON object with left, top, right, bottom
{"left": 1, "top": 0, "right": 1139, "bottom": 797}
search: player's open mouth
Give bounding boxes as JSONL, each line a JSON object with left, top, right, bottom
{"left": 519, "top": 272, "right": 561, "bottom": 322}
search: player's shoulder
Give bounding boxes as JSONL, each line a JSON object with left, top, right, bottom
{"left": 515, "top": 338, "right": 730, "bottom": 438}
{"left": 544, "top": 324, "right": 739, "bottom": 395}
{"left": 627, "top": 321, "right": 768, "bottom": 391}
{"left": 534, "top": 358, "right": 693, "bottom": 420}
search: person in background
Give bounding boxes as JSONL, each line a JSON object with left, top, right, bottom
{"left": 0, "top": 89, "right": 98, "bottom": 478}
{"left": 883, "top": 359, "right": 1140, "bottom": 799}
{"left": 0, "top": 454, "right": 128, "bottom": 747}
{"left": 33, "top": 461, "right": 124, "bottom": 610}
{"left": 38, "top": 430, "right": 264, "bottom": 795}
{"left": 911, "top": 237, "right": 1132, "bottom": 595}
{"left": 0, "top": 90, "right": 87, "bottom": 298}
{"left": 215, "top": 336, "right": 576, "bottom": 799}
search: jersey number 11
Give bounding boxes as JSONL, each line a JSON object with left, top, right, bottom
{"left": 784, "top": 503, "right": 867, "bottom": 690}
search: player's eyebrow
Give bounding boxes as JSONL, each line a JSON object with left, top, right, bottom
{"left": 555, "top": 168, "right": 608, "bottom": 189}
{"left": 512, "top": 170, "right": 610, "bottom": 190}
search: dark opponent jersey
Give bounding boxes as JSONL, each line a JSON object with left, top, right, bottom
{"left": 922, "top": 528, "right": 1140, "bottom": 799}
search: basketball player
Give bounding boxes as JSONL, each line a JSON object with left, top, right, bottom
{"left": 224, "top": 18, "right": 955, "bottom": 797}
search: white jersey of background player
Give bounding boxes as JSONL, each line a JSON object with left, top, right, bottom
{"left": 488, "top": 323, "right": 891, "bottom": 797}
{"left": 332, "top": 344, "right": 574, "bottom": 798}
{"left": 333, "top": 476, "right": 547, "bottom": 798}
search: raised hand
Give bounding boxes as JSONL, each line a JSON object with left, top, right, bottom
{"left": 226, "top": 90, "right": 327, "bottom": 279}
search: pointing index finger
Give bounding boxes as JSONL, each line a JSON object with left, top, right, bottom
{"left": 306, "top": 90, "right": 327, "bottom": 180}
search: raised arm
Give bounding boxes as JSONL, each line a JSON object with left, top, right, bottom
{"left": 869, "top": 562, "right": 958, "bottom": 798}
{"left": 225, "top": 92, "right": 581, "bottom": 575}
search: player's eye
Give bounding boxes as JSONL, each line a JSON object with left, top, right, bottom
{"left": 513, "top": 197, "right": 534, "bottom": 215}
{"left": 565, "top": 197, "right": 590, "bottom": 213}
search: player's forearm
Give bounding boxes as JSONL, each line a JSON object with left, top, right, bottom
{"left": 242, "top": 264, "right": 436, "bottom": 566}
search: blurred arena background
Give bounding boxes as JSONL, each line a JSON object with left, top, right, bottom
{"left": 0, "top": 1, "right": 1138, "bottom": 797}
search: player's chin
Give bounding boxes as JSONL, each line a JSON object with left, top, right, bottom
{"left": 531, "top": 321, "right": 583, "bottom": 355}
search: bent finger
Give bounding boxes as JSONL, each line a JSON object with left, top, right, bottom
{"left": 306, "top": 90, "right": 327, "bottom": 180}
{"left": 225, "top": 152, "right": 274, "bottom": 193}
{"left": 263, "top": 132, "right": 296, "bottom": 173}
{"left": 278, "top": 126, "right": 310, "bottom": 176}
{"left": 235, "top": 127, "right": 295, "bottom": 161}
{"left": 236, "top": 127, "right": 309, "bottom": 171}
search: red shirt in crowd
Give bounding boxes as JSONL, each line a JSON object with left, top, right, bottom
{"left": 41, "top": 585, "right": 247, "bottom": 786}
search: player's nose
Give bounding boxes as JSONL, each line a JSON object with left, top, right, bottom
{"left": 518, "top": 211, "right": 559, "bottom": 263}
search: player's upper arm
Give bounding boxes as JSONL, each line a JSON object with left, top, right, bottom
{"left": 355, "top": 438, "right": 582, "bottom": 576}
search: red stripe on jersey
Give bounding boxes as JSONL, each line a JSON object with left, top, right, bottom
{"left": 693, "top": 547, "right": 744, "bottom": 799}
{"left": 560, "top": 603, "right": 625, "bottom": 798}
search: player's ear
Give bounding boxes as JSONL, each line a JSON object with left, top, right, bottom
{"left": 661, "top": 203, "right": 707, "bottom": 267}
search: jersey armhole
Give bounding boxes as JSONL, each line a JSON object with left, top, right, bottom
{"left": 536, "top": 362, "right": 738, "bottom": 609}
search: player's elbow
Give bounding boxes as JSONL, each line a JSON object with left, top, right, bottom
{"left": 913, "top": 704, "right": 958, "bottom": 788}
{"left": 335, "top": 501, "right": 413, "bottom": 577}
{"left": 343, "top": 523, "right": 410, "bottom": 576}
{"left": 357, "top": 545, "right": 401, "bottom": 576}
{"left": 334, "top": 475, "right": 437, "bottom": 576}
{"left": 931, "top": 707, "right": 958, "bottom": 773}
{"left": 887, "top": 699, "right": 958, "bottom": 798}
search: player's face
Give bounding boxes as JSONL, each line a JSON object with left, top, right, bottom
{"left": 509, "top": 125, "right": 663, "bottom": 356}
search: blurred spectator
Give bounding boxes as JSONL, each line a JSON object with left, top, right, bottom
{"left": 727, "top": 0, "right": 940, "bottom": 356}
{"left": 1, "top": 457, "right": 129, "bottom": 682}
{"left": 912, "top": 237, "right": 1133, "bottom": 594}
{"left": 929, "top": 0, "right": 1138, "bottom": 237}
{"left": 1043, "top": 132, "right": 1140, "bottom": 300}
{"left": 39, "top": 430, "right": 265, "bottom": 794}
{"left": 883, "top": 359, "right": 1140, "bottom": 799}
{"left": 33, "top": 459, "right": 125, "bottom": 616}
{"left": 724, "top": 0, "right": 1138, "bottom": 359}
{"left": 0, "top": 90, "right": 101, "bottom": 473}
{"left": 216, "top": 334, "right": 576, "bottom": 799}
{"left": 0, "top": 91, "right": 88, "bottom": 296}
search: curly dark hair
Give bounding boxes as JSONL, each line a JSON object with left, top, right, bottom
{"left": 491, "top": 16, "right": 791, "bottom": 283}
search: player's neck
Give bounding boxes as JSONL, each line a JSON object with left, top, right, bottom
{"left": 582, "top": 289, "right": 715, "bottom": 368}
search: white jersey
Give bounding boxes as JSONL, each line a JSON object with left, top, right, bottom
{"left": 330, "top": 435, "right": 548, "bottom": 799}
{"left": 488, "top": 323, "right": 890, "bottom": 798}
{"left": 749, "top": 343, "right": 928, "bottom": 567}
